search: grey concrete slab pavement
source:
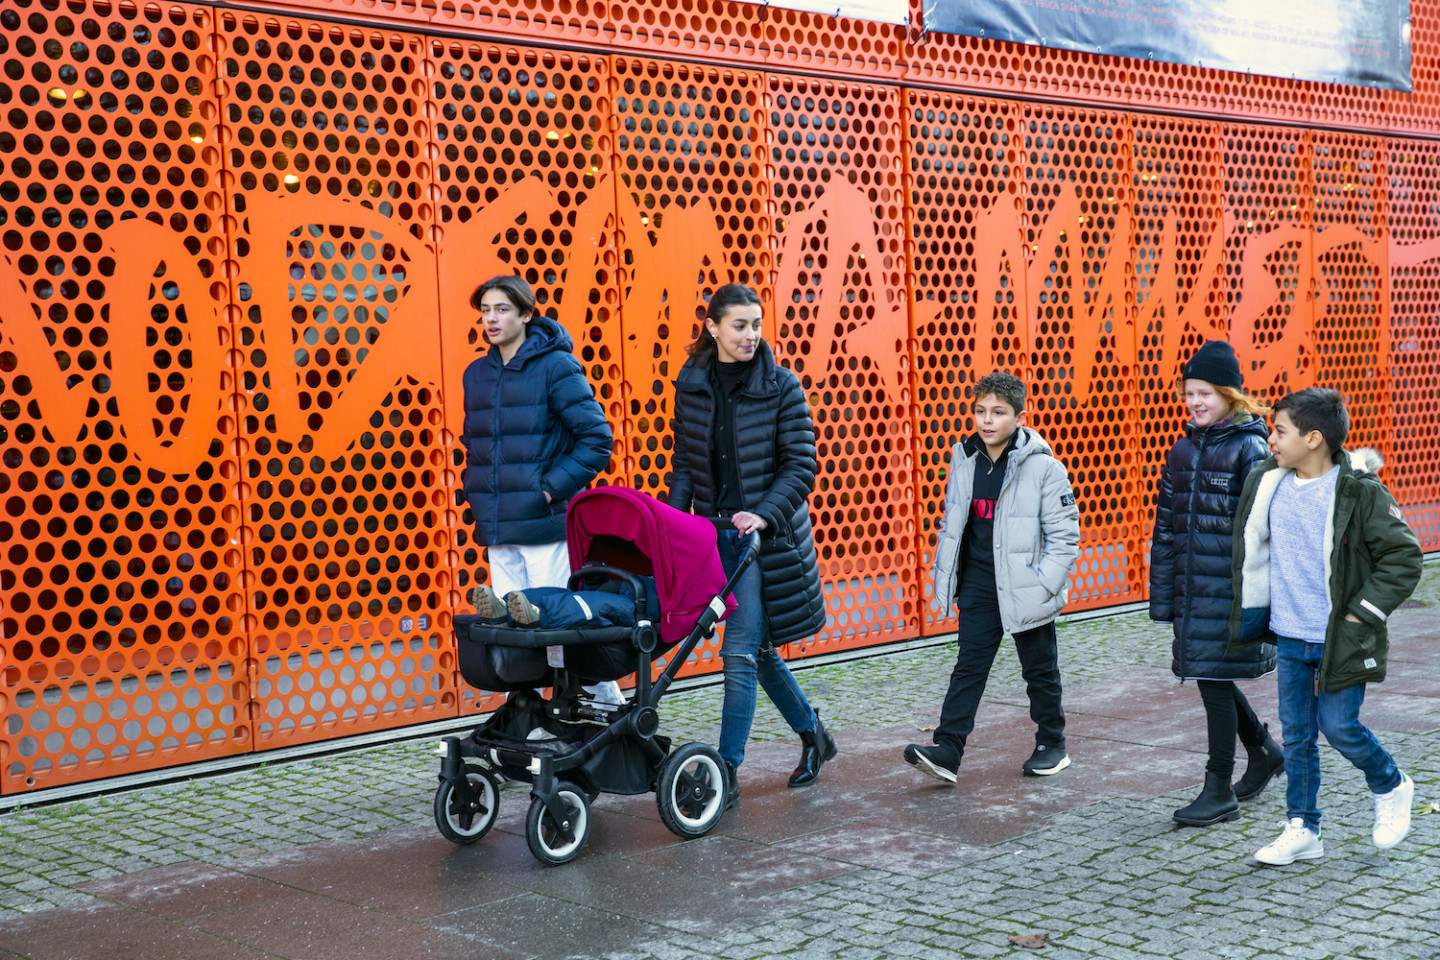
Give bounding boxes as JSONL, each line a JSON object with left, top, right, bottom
{"left": 0, "top": 568, "right": 1437, "bottom": 958}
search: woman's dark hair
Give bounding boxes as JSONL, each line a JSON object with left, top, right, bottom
{"left": 469, "top": 274, "right": 536, "bottom": 318}
{"left": 685, "top": 284, "right": 762, "bottom": 367}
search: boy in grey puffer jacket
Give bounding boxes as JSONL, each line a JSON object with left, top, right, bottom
{"left": 905, "top": 372, "right": 1081, "bottom": 783}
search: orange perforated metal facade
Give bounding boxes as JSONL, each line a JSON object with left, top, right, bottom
{"left": 3, "top": 0, "right": 1439, "bottom": 793}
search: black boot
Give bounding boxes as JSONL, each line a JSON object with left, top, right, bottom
{"left": 724, "top": 762, "right": 740, "bottom": 811}
{"left": 787, "top": 713, "right": 837, "bottom": 787}
{"left": 1234, "top": 724, "right": 1285, "bottom": 802}
{"left": 1173, "top": 771, "right": 1240, "bottom": 826}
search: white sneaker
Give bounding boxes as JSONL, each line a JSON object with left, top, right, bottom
{"left": 1373, "top": 772, "right": 1414, "bottom": 850}
{"left": 1254, "top": 818, "right": 1324, "bottom": 865}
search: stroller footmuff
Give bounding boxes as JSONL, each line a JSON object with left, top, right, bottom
{"left": 434, "top": 487, "right": 757, "bottom": 865}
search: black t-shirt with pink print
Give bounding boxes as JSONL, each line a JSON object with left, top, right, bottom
{"left": 956, "top": 431, "right": 1016, "bottom": 605}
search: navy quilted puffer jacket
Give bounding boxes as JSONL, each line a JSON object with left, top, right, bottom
{"left": 461, "top": 316, "right": 612, "bottom": 547}
{"left": 1149, "top": 412, "right": 1275, "bottom": 680}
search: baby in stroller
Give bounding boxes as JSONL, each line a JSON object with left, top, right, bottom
{"left": 434, "top": 486, "right": 758, "bottom": 865}
{"left": 469, "top": 577, "right": 657, "bottom": 631}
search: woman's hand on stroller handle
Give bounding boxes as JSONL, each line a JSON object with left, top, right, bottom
{"left": 730, "top": 511, "right": 768, "bottom": 536}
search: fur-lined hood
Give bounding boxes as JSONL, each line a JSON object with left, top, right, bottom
{"left": 1349, "top": 447, "right": 1384, "bottom": 476}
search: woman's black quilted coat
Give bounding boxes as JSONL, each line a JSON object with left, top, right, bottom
{"left": 666, "top": 342, "right": 827, "bottom": 646}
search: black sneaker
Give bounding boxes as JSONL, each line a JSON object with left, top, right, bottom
{"left": 1023, "top": 743, "right": 1070, "bottom": 776}
{"left": 903, "top": 743, "right": 960, "bottom": 783}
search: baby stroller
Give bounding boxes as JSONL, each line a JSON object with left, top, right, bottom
{"left": 434, "top": 486, "right": 758, "bottom": 865}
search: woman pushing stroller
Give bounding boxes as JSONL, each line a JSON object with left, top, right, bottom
{"left": 667, "top": 284, "right": 835, "bottom": 808}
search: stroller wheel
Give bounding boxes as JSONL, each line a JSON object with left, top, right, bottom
{"left": 525, "top": 782, "right": 591, "bottom": 865}
{"left": 433, "top": 765, "right": 500, "bottom": 844}
{"left": 656, "top": 743, "right": 727, "bottom": 839}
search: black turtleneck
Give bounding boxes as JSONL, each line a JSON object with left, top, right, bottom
{"left": 709, "top": 358, "right": 753, "bottom": 513}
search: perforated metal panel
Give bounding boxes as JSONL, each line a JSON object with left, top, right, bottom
{"left": 1130, "top": 116, "right": 1226, "bottom": 545}
{"left": 1222, "top": 125, "right": 1315, "bottom": 404}
{"left": 429, "top": 39, "right": 621, "bottom": 706}
{"left": 1, "top": 0, "right": 247, "bottom": 792}
{"left": 1386, "top": 140, "right": 1440, "bottom": 549}
{"left": 432, "top": 0, "right": 611, "bottom": 47}
{"left": 215, "top": 12, "right": 454, "bottom": 749}
{"left": 609, "top": 56, "right": 769, "bottom": 677}
{"left": 761, "top": 3, "right": 905, "bottom": 81}
{"left": 904, "top": 91, "right": 1022, "bottom": 635}
{"left": 767, "top": 75, "right": 918, "bottom": 653}
{"left": 1021, "top": 105, "right": 1143, "bottom": 609}
{"left": 1310, "top": 134, "right": 1390, "bottom": 457}
{"left": 609, "top": 0, "right": 759, "bottom": 62}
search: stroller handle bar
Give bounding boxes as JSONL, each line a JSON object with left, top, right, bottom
{"left": 649, "top": 530, "right": 761, "bottom": 701}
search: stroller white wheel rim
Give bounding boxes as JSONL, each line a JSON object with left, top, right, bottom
{"left": 444, "top": 771, "right": 497, "bottom": 838}
{"left": 668, "top": 753, "right": 724, "bottom": 829}
{"left": 536, "top": 789, "right": 588, "bottom": 859}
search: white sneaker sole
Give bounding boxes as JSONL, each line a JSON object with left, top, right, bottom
{"left": 907, "top": 752, "right": 958, "bottom": 784}
{"left": 1025, "top": 755, "right": 1071, "bottom": 776}
{"left": 1255, "top": 845, "right": 1324, "bottom": 866}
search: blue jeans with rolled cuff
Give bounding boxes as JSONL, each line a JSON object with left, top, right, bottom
{"left": 714, "top": 529, "right": 818, "bottom": 768}
{"left": 1276, "top": 637, "right": 1401, "bottom": 831}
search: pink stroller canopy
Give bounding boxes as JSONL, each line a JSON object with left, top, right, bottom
{"left": 566, "top": 487, "right": 736, "bottom": 646}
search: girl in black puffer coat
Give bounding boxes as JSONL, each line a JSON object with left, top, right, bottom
{"left": 1150, "top": 341, "right": 1283, "bottom": 826}
{"left": 667, "top": 284, "right": 832, "bottom": 809}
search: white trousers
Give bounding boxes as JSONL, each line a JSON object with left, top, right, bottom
{"left": 485, "top": 542, "right": 625, "bottom": 706}
{"left": 486, "top": 541, "right": 572, "bottom": 595}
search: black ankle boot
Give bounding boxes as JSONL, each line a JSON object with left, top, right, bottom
{"left": 1234, "top": 724, "right": 1285, "bottom": 802}
{"left": 1173, "top": 771, "right": 1240, "bottom": 826}
{"left": 724, "top": 762, "right": 740, "bottom": 811}
{"left": 787, "top": 713, "right": 837, "bottom": 787}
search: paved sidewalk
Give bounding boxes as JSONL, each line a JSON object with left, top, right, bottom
{"left": 1, "top": 568, "right": 1437, "bottom": 959}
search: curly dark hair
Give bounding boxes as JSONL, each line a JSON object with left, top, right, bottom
{"left": 973, "top": 370, "right": 1026, "bottom": 415}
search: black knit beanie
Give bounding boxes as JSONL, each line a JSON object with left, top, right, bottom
{"left": 1182, "top": 341, "right": 1243, "bottom": 390}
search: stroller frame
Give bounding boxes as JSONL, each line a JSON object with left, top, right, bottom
{"left": 435, "top": 531, "right": 759, "bottom": 864}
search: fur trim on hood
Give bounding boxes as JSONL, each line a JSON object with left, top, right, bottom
{"left": 1349, "top": 447, "right": 1384, "bottom": 475}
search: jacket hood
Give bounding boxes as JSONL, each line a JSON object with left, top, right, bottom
{"left": 1346, "top": 447, "right": 1384, "bottom": 476}
{"left": 500, "top": 315, "right": 573, "bottom": 366}
{"left": 960, "top": 426, "right": 1053, "bottom": 466}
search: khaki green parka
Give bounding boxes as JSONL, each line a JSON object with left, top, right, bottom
{"left": 1228, "top": 447, "right": 1424, "bottom": 693}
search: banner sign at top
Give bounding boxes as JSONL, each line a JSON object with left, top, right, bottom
{"left": 922, "top": 0, "right": 1412, "bottom": 91}
{"left": 745, "top": 0, "right": 910, "bottom": 25}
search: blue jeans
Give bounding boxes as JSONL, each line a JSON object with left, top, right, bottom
{"left": 1276, "top": 637, "right": 1401, "bottom": 831}
{"left": 715, "top": 529, "right": 817, "bottom": 768}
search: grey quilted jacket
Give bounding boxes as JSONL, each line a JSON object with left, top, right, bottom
{"left": 930, "top": 427, "right": 1081, "bottom": 634}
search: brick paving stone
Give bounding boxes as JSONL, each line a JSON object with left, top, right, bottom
{"left": 1, "top": 567, "right": 1438, "bottom": 959}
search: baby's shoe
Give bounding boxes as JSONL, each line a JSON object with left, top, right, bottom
{"left": 507, "top": 590, "right": 542, "bottom": 627}
{"left": 470, "top": 585, "right": 507, "bottom": 624}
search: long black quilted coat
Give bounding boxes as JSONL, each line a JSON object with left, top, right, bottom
{"left": 1150, "top": 412, "right": 1276, "bottom": 680}
{"left": 666, "top": 342, "right": 827, "bottom": 647}
{"left": 461, "top": 317, "right": 612, "bottom": 547}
